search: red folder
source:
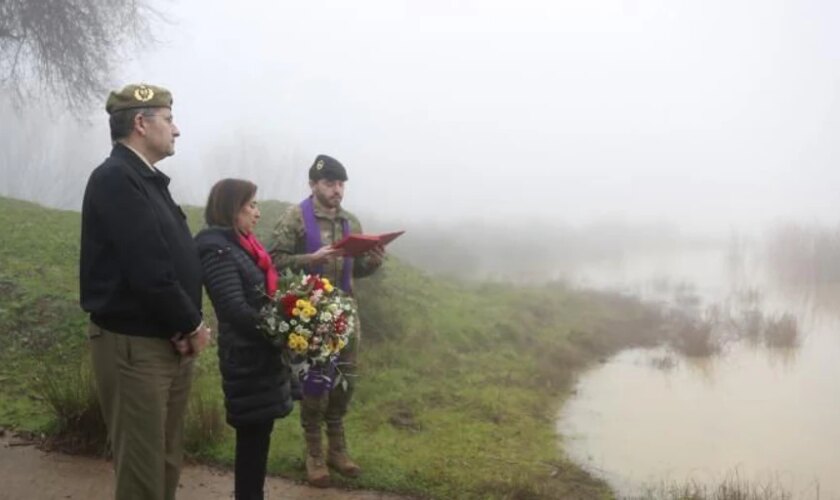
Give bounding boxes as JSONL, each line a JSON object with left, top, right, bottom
{"left": 333, "top": 230, "right": 405, "bottom": 257}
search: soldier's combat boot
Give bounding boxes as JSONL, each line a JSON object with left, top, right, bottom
{"left": 326, "top": 422, "right": 361, "bottom": 478}
{"left": 304, "top": 429, "right": 330, "bottom": 487}
{"left": 301, "top": 394, "right": 330, "bottom": 488}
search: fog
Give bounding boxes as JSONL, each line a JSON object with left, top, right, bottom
{"left": 3, "top": 4, "right": 840, "bottom": 493}
{"left": 4, "top": 0, "right": 840, "bottom": 235}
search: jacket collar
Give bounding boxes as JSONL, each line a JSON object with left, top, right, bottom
{"left": 195, "top": 226, "right": 239, "bottom": 250}
{"left": 111, "top": 142, "right": 171, "bottom": 187}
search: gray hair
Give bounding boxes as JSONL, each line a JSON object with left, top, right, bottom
{"left": 108, "top": 107, "right": 158, "bottom": 142}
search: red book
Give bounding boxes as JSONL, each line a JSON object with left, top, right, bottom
{"left": 333, "top": 230, "right": 405, "bottom": 257}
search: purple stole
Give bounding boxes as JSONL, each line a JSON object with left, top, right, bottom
{"left": 300, "top": 197, "right": 353, "bottom": 293}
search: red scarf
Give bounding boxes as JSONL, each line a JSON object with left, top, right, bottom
{"left": 237, "top": 232, "right": 278, "bottom": 297}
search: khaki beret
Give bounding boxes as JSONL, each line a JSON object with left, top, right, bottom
{"left": 105, "top": 83, "right": 173, "bottom": 114}
{"left": 309, "top": 154, "right": 348, "bottom": 181}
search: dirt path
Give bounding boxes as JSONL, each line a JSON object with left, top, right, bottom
{"left": 0, "top": 434, "right": 411, "bottom": 500}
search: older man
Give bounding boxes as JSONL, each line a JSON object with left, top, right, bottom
{"left": 80, "top": 83, "right": 211, "bottom": 500}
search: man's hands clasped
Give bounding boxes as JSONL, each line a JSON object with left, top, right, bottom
{"left": 172, "top": 321, "right": 212, "bottom": 357}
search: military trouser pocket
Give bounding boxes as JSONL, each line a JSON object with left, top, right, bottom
{"left": 121, "top": 335, "right": 133, "bottom": 365}
{"left": 87, "top": 323, "right": 103, "bottom": 339}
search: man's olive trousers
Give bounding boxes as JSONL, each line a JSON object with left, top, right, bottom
{"left": 89, "top": 323, "right": 194, "bottom": 500}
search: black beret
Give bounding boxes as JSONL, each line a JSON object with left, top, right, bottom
{"left": 308, "top": 154, "right": 348, "bottom": 181}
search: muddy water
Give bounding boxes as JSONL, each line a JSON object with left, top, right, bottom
{"left": 557, "top": 247, "right": 840, "bottom": 499}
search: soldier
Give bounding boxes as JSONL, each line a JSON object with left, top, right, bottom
{"left": 269, "top": 154, "right": 384, "bottom": 487}
{"left": 80, "top": 83, "right": 212, "bottom": 500}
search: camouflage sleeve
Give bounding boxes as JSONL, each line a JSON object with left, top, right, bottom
{"left": 348, "top": 215, "right": 381, "bottom": 279}
{"left": 268, "top": 205, "right": 309, "bottom": 273}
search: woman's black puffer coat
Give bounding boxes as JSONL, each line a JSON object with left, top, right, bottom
{"left": 194, "top": 226, "right": 293, "bottom": 428}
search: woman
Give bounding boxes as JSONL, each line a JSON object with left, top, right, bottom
{"left": 195, "top": 179, "right": 293, "bottom": 500}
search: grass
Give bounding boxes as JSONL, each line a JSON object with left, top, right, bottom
{"left": 33, "top": 352, "right": 107, "bottom": 454}
{"left": 636, "top": 473, "right": 793, "bottom": 500}
{"left": 763, "top": 313, "right": 799, "bottom": 348}
{"left": 183, "top": 367, "right": 227, "bottom": 459}
{"left": 656, "top": 285, "right": 802, "bottom": 358}
{"left": 0, "top": 196, "right": 673, "bottom": 499}
{"left": 669, "top": 315, "right": 720, "bottom": 357}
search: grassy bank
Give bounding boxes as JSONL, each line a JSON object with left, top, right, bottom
{"left": 0, "top": 196, "right": 666, "bottom": 499}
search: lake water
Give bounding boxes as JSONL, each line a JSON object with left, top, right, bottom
{"left": 556, "top": 246, "right": 840, "bottom": 499}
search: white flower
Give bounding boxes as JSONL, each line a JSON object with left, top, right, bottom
{"left": 320, "top": 311, "right": 333, "bottom": 322}
{"left": 278, "top": 322, "right": 290, "bottom": 333}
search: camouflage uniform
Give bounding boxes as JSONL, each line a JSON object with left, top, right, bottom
{"left": 270, "top": 201, "right": 380, "bottom": 290}
{"left": 269, "top": 195, "right": 380, "bottom": 483}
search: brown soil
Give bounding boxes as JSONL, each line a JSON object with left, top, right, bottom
{"left": 0, "top": 433, "right": 411, "bottom": 500}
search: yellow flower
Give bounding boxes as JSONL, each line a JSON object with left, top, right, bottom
{"left": 328, "top": 337, "right": 347, "bottom": 353}
{"left": 322, "top": 278, "right": 334, "bottom": 293}
{"left": 293, "top": 299, "right": 315, "bottom": 319}
{"left": 287, "top": 333, "right": 308, "bottom": 353}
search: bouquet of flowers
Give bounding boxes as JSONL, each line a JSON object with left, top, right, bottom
{"left": 258, "top": 270, "right": 357, "bottom": 396}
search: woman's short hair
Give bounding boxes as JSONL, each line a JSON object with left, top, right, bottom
{"left": 204, "top": 178, "right": 257, "bottom": 228}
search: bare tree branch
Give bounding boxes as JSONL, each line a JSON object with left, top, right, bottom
{"left": 0, "top": 0, "right": 162, "bottom": 110}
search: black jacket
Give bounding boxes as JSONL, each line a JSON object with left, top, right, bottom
{"left": 195, "top": 227, "right": 293, "bottom": 427}
{"left": 79, "top": 144, "right": 202, "bottom": 338}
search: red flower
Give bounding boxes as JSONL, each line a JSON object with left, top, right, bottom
{"left": 335, "top": 318, "right": 347, "bottom": 333}
{"left": 309, "top": 275, "right": 325, "bottom": 291}
{"left": 279, "top": 293, "right": 298, "bottom": 317}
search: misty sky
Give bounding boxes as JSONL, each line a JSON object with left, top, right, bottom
{"left": 89, "top": 0, "right": 840, "bottom": 230}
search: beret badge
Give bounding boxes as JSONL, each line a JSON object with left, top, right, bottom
{"left": 133, "top": 85, "right": 155, "bottom": 102}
